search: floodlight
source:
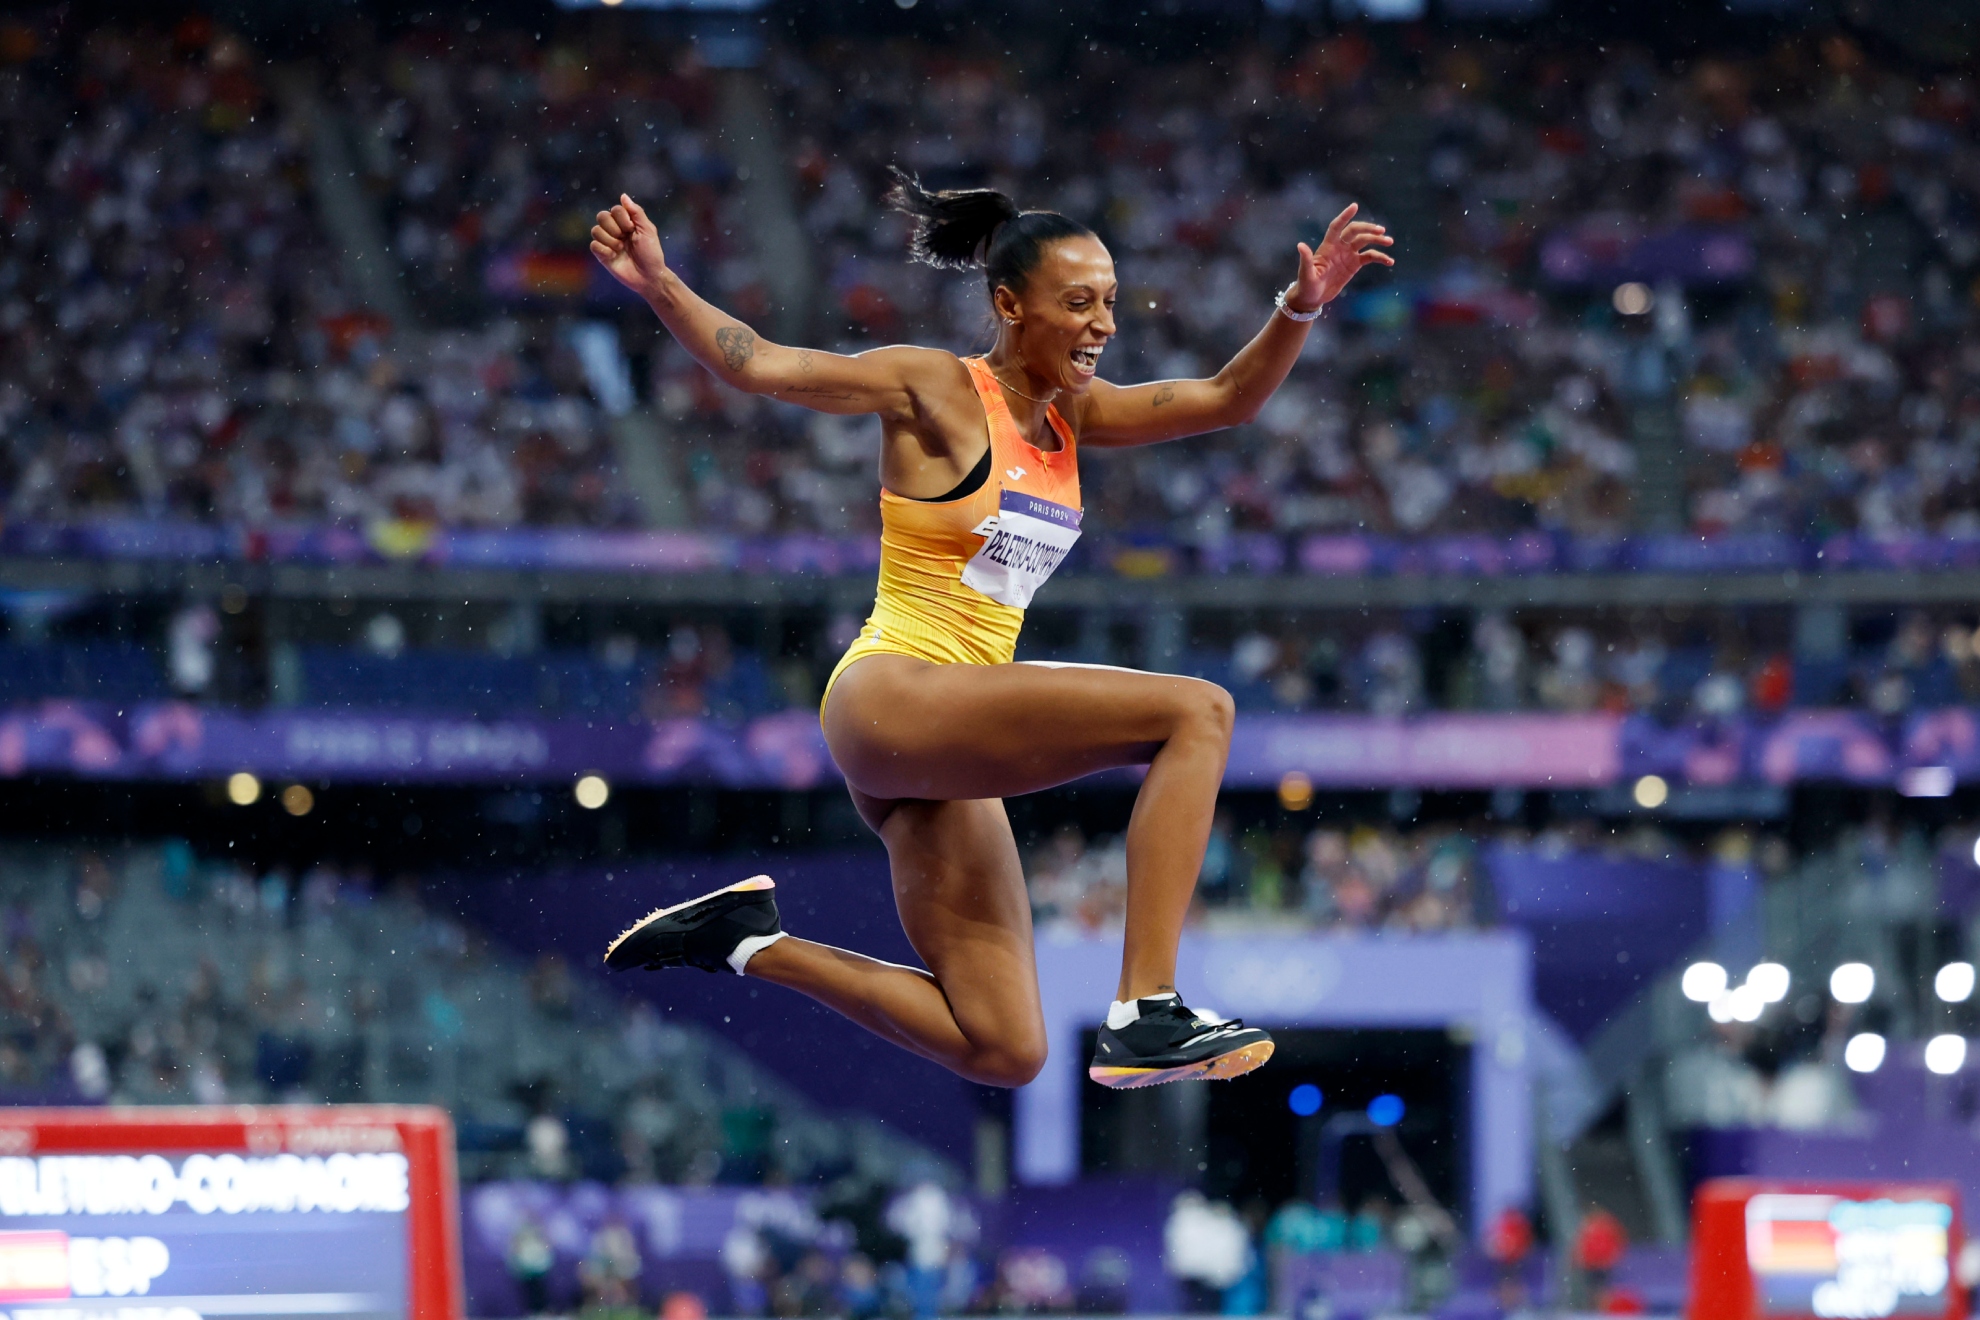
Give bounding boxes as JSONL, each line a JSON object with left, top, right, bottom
{"left": 1843, "top": 1033, "right": 1886, "bottom": 1073}
{"left": 1925, "top": 1035, "right": 1968, "bottom": 1076}
{"left": 1830, "top": 963, "right": 1875, "bottom": 1004}
{"left": 1633, "top": 775, "right": 1669, "bottom": 809}
{"left": 1728, "top": 984, "right": 1766, "bottom": 1023}
{"left": 1681, "top": 962, "right": 1728, "bottom": 1003}
{"left": 1748, "top": 963, "right": 1791, "bottom": 1004}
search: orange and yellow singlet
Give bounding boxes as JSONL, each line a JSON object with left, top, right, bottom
{"left": 821, "top": 355, "right": 1084, "bottom": 713}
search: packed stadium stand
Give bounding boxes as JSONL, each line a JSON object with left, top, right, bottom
{"left": 6, "top": 12, "right": 1979, "bottom": 544}
{"left": 6, "top": 3, "right": 1980, "bottom": 1317}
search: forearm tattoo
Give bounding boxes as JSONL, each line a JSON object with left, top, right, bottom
{"left": 715, "top": 325, "right": 756, "bottom": 372}
{"left": 1152, "top": 384, "right": 1176, "bottom": 408}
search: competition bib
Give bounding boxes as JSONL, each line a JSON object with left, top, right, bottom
{"left": 960, "top": 488, "right": 1082, "bottom": 609}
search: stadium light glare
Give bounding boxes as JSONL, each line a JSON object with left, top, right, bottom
{"left": 1898, "top": 766, "right": 1955, "bottom": 798}
{"left": 1367, "top": 1094, "right": 1405, "bottom": 1127}
{"left": 1613, "top": 283, "right": 1654, "bottom": 316}
{"left": 1973, "top": 834, "right": 1980, "bottom": 868}
{"left": 226, "top": 772, "right": 261, "bottom": 806}
{"left": 281, "top": 784, "right": 314, "bottom": 817}
{"left": 1936, "top": 962, "right": 1977, "bottom": 1003}
{"left": 575, "top": 775, "right": 611, "bottom": 810}
{"left": 1728, "top": 984, "right": 1766, "bottom": 1023}
{"left": 1830, "top": 962, "right": 1875, "bottom": 1004}
{"left": 1925, "top": 1035, "right": 1968, "bottom": 1076}
{"left": 1707, "top": 990, "right": 1736, "bottom": 1024}
{"left": 1288, "top": 1084, "right": 1322, "bottom": 1117}
{"left": 1632, "top": 774, "right": 1669, "bottom": 809}
{"left": 1748, "top": 962, "right": 1791, "bottom": 1004}
{"left": 1278, "top": 771, "right": 1314, "bottom": 812}
{"left": 1682, "top": 961, "right": 1728, "bottom": 1003}
{"left": 1843, "top": 1033, "right": 1887, "bottom": 1073}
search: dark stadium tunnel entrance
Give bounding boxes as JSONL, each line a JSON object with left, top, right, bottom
{"left": 1080, "top": 1026, "right": 1469, "bottom": 1223}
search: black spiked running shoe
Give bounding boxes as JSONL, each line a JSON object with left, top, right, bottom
{"left": 605, "top": 875, "right": 781, "bottom": 975}
{"left": 1088, "top": 997, "right": 1274, "bottom": 1089}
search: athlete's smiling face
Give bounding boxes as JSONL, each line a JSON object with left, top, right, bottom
{"left": 994, "top": 235, "right": 1118, "bottom": 396}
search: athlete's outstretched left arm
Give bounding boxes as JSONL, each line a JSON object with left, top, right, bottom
{"left": 1077, "top": 204, "right": 1393, "bottom": 448}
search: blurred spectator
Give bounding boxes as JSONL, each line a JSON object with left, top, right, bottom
{"left": 1266, "top": 1198, "right": 1350, "bottom": 1259}
{"left": 1572, "top": 1208, "right": 1630, "bottom": 1311}
{"left": 525, "top": 1111, "right": 571, "bottom": 1181}
{"left": 166, "top": 603, "right": 218, "bottom": 695}
{"left": 1664, "top": 1023, "right": 1770, "bottom": 1128}
{"left": 507, "top": 1218, "right": 555, "bottom": 1316}
{"left": 1483, "top": 1207, "right": 1537, "bottom": 1313}
{"left": 885, "top": 1181, "right": 978, "bottom": 1320}
{"left": 1164, "top": 1191, "right": 1253, "bottom": 1314}
{"left": 578, "top": 1218, "right": 643, "bottom": 1312}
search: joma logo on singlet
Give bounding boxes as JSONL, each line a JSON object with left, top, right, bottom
{"left": 978, "top": 528, "right": 1073, "bottom": 575}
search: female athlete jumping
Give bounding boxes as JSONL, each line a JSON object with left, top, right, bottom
{"left": 593, "top": 173, "right": 1391, "bottom": 1089}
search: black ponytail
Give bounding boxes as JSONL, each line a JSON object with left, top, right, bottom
{"left": 885, "top": 166, "right": 1096, "bottom": 298}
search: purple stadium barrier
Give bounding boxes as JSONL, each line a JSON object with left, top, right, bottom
{"left": 9, "top": 701, "right": 1980, "bottom": 791}
{"left": 1277, "top": 1249, "right": 1408, "bottom": 1317}
{"left": 10, "top": 518, "right": 1980, "bottom": 580}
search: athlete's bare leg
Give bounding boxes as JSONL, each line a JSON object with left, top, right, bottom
{"left": 744, "top": 655, "right": 1232, "bottom": 1079}
{"left": 745, "top": 794, "right": 1046, "bottom": 1087}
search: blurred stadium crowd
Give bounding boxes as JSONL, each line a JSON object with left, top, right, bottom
{"left": 0, "top": 843, "right": 926, "bottom": 1187}
{"left": 2, "top": 820, "right": 1966, "bottom": 1316}
{"left": 6, "top": 818, "right": 1958, "bottom": 1135}
{"left": 1026, "top": 815, "right": 1490, "bottom": 934}
{"left": 12, "top": 600, "right": 1980, "bottom": 723}
{"left": 3, "top": 13, "right": 1979, "bottom": 542}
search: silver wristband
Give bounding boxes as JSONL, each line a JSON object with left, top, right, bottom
{"left": 1275, "top": 288, "right": 1323, "bottom": 322}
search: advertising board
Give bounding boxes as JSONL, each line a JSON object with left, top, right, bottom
{"left": 1691, "top": 1179, "right": 1968, "bottom": 1320}
{"left": 0, "top": 1107, "right": 461, "bottom": 1320}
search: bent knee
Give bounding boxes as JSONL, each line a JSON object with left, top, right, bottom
{"left": 1177, "top": 678, "right": 1235, "bottom": 740}
{"left": 965, "top": 1035, "right": 1048, "bottom": 1089}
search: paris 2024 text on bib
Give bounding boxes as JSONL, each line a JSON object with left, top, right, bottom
{"left": 960, "top": 488, "right": 1082, "bottom": 610}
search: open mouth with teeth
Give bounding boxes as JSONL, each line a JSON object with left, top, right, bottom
{"left": 1068, "top": 344, "right": 1103, "bottom": 378}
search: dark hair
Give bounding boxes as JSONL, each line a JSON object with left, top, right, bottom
{"left": 885, "top": 167, "right": 1096, "bottom": 298}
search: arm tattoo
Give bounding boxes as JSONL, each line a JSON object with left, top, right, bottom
{"left": 1152, "top": 384, "right": 1176, "bottom": 408}
{"left": 797, "top": 349, "right": 815, "bottom": 373}
{"left": 715, "top": 325, "right": 756, "bottom": 372}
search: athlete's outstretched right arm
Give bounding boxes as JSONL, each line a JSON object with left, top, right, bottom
{"left": 591, "top": 194, "right": 942, "bottom": 419}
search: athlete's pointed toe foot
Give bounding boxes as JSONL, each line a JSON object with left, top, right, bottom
{"left": 605, "top": 875, "right": 780, "bottom": 975}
